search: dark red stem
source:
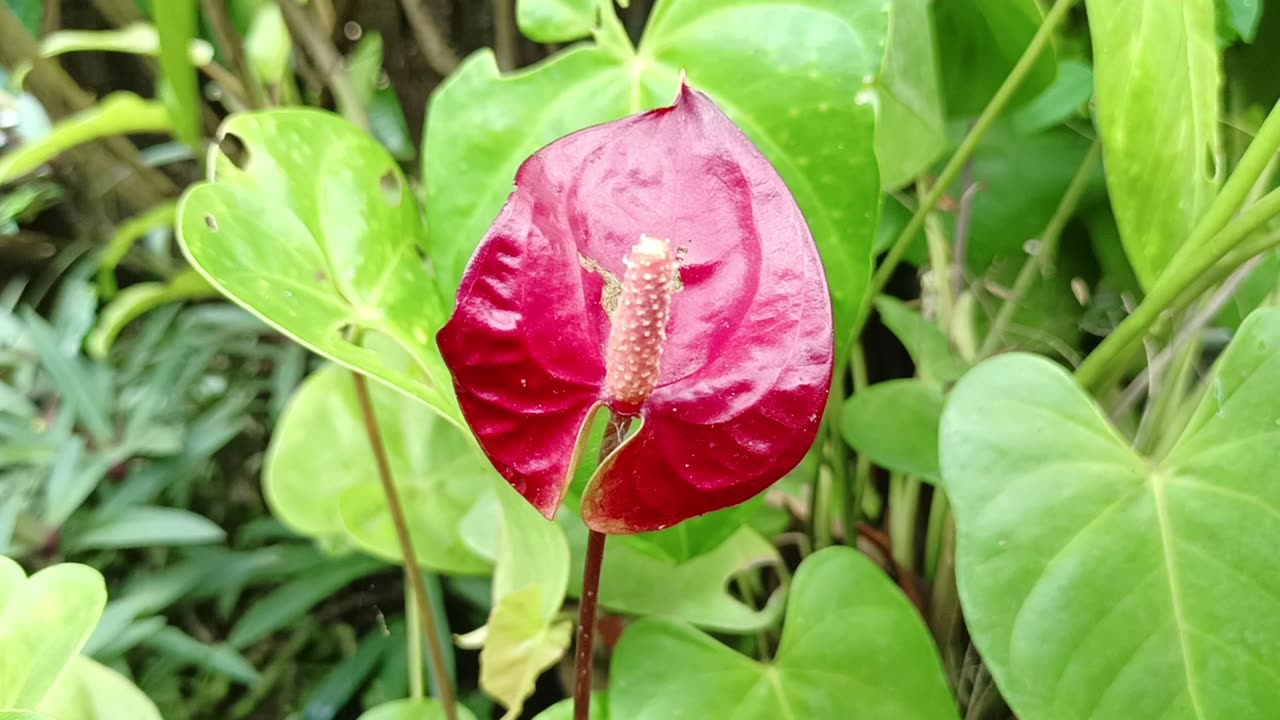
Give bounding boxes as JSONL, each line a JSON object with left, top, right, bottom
{"left": 573, "top": 412, "right": 631, "bottom": 720}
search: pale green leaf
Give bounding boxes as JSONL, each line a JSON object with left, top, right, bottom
{"left": 610, "top": 547, "right": 957, "bottom": 718}
{"left": 177, "top": 109, "right": 462, "bottom": 426}
{"left": 37, "top": 656, "right": 161, "bottom": 720}
{"left": 0, "top": 559, "right": 106, "bottom": 709}
{"left": 940, "top": 309, "right": 1280, "bottom": 719}
{"left": 1087, "top": 0, "right": 1221, "bottom": 288}
{"left": 475, "top": 585, "right": 573, "bottom": 719}
{"left": 265, "top": 364, "right": 496, "bottom": 574}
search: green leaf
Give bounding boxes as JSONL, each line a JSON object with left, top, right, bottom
{"left": 36, "top": 656, "right": 161, "bottom": 720}
{"left": 464, "top": 585, "right": 573, "bottom": 720}
{"left": 264, "top": 364, "right": 496, "bottom": 574}
{"left": 492, "top": 487, "right": 570, "bottom": 617}
{"left": 1009, "top": 59, "right": 1094, "bottom": 135}
{"left": 243, "top": 4, "right": 290, "bottom": 84}
{"left": 0, "top": 558, "right": 106, "bottom": 709}
{"left": 610, "top": 546, "right": 957, "bottom": 719}
{"left": 874, "top": 296, "right": 968, "bottom": 383}
{"left": 566, "top": 524, "right": 786, "bottom": 634}
{"left": 1087, "top": 0, "right": 1221, "bottom": 289}
{"left": 7, "top": 0, "right": 42, "bottom": 37}
{"left": 530, "top": 693, "right": 608, "bottom": 720}
{"left": 86, "top": 270, "right": 215, "bottom": 359}
{"left": 842, "top": 379, "right": 943, "bottom": 482}
{"left": 1217, "top": 0, "right": 1263, "bottom": 44}
{"left": 227, "top": 554, "right": 384, "bottom": 648}
{"left": 356, "top": 699, "right": 478, "bottom": 720}
{"left": 153, "top": 0, "right": 200, "bottom": 144}
{"left": 67, "top": 506, "right": 226, "bottom": 551}
{"left": 934, "top": 0, "right": 1057, "bottom": 117}
{"left": 177, "top": 109, "right": 462, "bottom": 426}
{"left": 940, "top": 310, "right": 1280, "bottom": 719}
{"left": 0, "top": 712, "right": 54, "bottom": 720}
{"left": 964, "top": 123, "right": 1102, "bottom": 269}
{"left": 875, "top": 0, "right": 946, "bottom": 190}
{"left": 0, "top": 94, "right": 172, "bottom": 183}
{"left": 516, "top": 0, "right": 595, "bottom": 42}
{"left": 426, "top": 1, "right": 890, "bottom": 357}
{"left": 138, "top": 626, "right": 260, "bottom": 685}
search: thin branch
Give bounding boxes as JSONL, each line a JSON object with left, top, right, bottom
{"left": 201, "top": 0, "right": 270, "bottom": 108}
{"left": 350, "top": 373, "right": 457, "bottom": 720}
{"left": 276, "top": 0, "right": 370, "bottom": 130}
{"left": 400, "top": 0, "right": 460, "bottom": 75}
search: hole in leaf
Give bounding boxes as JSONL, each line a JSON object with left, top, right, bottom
{"left": 204, "top": 215, "right": 219, "bottom": 231}
{"left": 379, "top": 170, "right": 402, "bottom": 207}
{"left": 216, "top": 130, "right": 249, "bottom": 171}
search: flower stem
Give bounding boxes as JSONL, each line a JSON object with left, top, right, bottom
{"left": 575, "top": 412, "right": 631, "bottom": 720}
{"left": 351, "top": 373, "right": 457, "bottom": 720}
{"left": 851, "top": 0, "right": 1078, "bottom": 342}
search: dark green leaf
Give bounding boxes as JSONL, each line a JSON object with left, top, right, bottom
{"left": 227, "top": 554, "right": 384, "bottom": 648}
{"left": 934, "top": 0, "right": 1057, "bottom": 116}
{"left": 67, "top": 506, "right": 226, "bottom": 551}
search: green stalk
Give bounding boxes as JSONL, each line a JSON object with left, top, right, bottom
{"left": 1076, "top": 185, "right": 1280, "bottom": 389}
{"left": 980, "top": 140, "right": 1101, "bottom": 358}
{"left": 851, "top": 0, "right": 1079, "bottom": 339}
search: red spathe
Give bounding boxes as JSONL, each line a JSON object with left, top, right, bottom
{"left": 437, "top": 81, "right": 834, "bottom": 534}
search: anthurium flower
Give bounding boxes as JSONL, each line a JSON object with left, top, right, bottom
{"left": 437, "top": 81, "right": 833, "bottom": 534}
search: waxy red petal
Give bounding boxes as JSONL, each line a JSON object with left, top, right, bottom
{"left": 438, "top": 82, "right": 833, "bottom": 533}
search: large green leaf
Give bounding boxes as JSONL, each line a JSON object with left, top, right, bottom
{"left": 609, "top": 546, "right": 957, "bottom": 718}
{"left": 933, "top": 0, "right": 1057, "bottom": 116}
{"left": 1087, "top": 0, "right": 1221, "bottom": 289}
{"left": 264, "top": 364, "right": 496, "bottom": 574}
{"left": 36, "top": 656, "right": 161, "bottom": 720}
{"left": 177, "top": 109, "right": 462, "bottom": 427}
{"left": 940, "top": 309, "right": 1280, "bottom": 719}
{"left": 425, "top": 0, "right": 890, "bottom": 356}
{"left": 875, "top": 0, "right": 945, "bottom": 190}
{"left": 842, "top": 379, "right": 943, "bottom": 482}
{"left": 0, "top": 559, "right": 106, "bottom": 709}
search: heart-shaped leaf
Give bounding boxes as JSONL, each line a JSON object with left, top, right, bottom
{"left": 1086, "top": 0, "right": 1220, "bottom": 288}
{"left": 177, "top": 110, "right": 461, "bottom": 426}
{"left": 940, "top": 308, "right": 1280, "bottom": 719}
{"left": 264, "top": 364, "right": 496, "bottom": 574}
{"left": 0, "top": 558, "right": 106, "bottom": 710}
{"left": 426, "top": 0, "right": 890, "bottom": 356}
{"left": 609, "top": 546, "right": 958, "bottom": 718}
